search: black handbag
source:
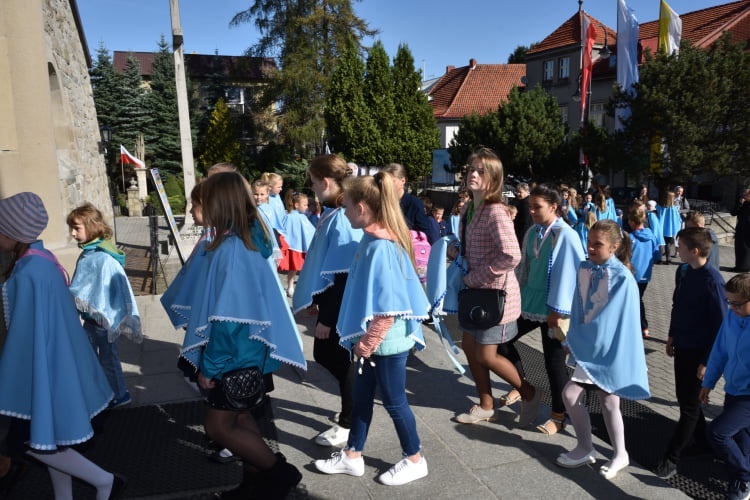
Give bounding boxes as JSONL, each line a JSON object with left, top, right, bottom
{"left": 458, "top": 288, "right": 506, "bottom": 330}
{"left": 221, "top": 367, "right": 265, "bottom": 410}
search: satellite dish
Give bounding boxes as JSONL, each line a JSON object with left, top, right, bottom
{"left": 520, "top": 76, "right": 528, "bottom": 84}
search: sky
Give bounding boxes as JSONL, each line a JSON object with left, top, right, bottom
{"left": 78, "top": 0, "right": 730, "bottom": 80}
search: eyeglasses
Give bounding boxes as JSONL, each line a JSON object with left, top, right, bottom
{"left": 726, "top": 298, "right": 750, "bottom": 308}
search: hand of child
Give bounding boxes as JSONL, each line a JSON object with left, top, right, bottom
{"left": 314, "top": 323, "right": 331, "bottom": 339}
{"left": 198, "top": 372, "right": 215, "bottom": 390}
{"left": 697, "top": 364, "right": 706, "bottom": 381}
{"left": 547, "top": 311, "right": 562, "bottom": 329}
{"left": 306, "top": 304, "right": 319, "bottom": 316}
{"left": 665, "top": 337, "right": 674, "bottom": 357}
{"left": 698, "top": 387, "right": 711, "bottom": 404}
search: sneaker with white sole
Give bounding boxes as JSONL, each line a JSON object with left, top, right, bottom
{"left": 314, "top": 424, "right": 350, "bottom": 447}
{"left": 378, "top": 457, "right": 428, "bottom": 486}
{"left": 455, "top": 405, "right": 496, "bottom": 424}
{"left": 314, "top": 450, "right": 365, "bottom": 477}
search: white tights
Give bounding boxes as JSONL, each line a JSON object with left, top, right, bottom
{"left": 27, "top": 448, "right": 114, "bottom": 500}
{"left": 562, "top": 381, "right": 629, "bottom": 469}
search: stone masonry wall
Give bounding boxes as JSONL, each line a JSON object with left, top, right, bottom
{"left": 43, "top": 0, "right": 113, "bottom": 226}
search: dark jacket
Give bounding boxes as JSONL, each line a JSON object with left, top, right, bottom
{"left": 511, "top": 196, "right": 532, "bottom": 247}
{"left": 669, "top": 263, "right": 727, "bottom": 364}
{"left": 400, "top": 193, "right": 440, "bottom": 244}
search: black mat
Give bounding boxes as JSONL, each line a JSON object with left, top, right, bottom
{"left": 516, "top": 342, "right": 727, "bottom": 500}
{"left": 7, "top": 399, "right": 278, "bottom": 500}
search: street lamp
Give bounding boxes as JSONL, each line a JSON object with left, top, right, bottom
{"left": 99, "top": 125, "right": 112, "bottom": 155}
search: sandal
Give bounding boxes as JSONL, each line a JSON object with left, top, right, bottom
{"left": 537, "top": 411, "right": 566, "bottom": 435}
{"left": 498, "top": 389, "right": 521, "bottom": 407}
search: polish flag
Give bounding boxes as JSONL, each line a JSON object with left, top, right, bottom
{"left": 120, "top": 145, "right": 145, "bottom": 169}
{"left": 580, "top": 13, "right": 597, "bottom": 122}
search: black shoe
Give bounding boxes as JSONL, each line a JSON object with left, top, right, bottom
{"left": 217, "top": 469, "right": 258, "bottom": 499}
{"left": 108, "top": 474, "right": 127, "bottom": 500}
{"left": 255, "top": 453, "right": 302, "bottom": 499}
{"left": 654, "top": 459, "right": 677, "bottom": 479}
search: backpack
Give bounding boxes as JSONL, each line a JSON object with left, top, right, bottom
{"left": 410, "top": 230, "right": 431, "bottom": 283}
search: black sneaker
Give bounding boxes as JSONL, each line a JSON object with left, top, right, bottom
{"left": 728, "top": 479, "right": 750, "bottom": 500}
{"left": 654, "top": 459, "right": 677, "bottom": 479}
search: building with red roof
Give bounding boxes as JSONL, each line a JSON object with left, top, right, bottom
{"left": 426, "top": 59, "right": 526, "bottom": 148}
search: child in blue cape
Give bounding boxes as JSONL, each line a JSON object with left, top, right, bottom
{"left": 278, "top": 189, "right": 316, "bottom": 297}
{"left": 0, "top": 192, "right": 123, "bottom": 499}
{"left": 658, "top": 191, "right": 683, "bottom": 264}
{"left": 628, "top": 208, "right": 661, "bottom": 338}
{"left": 67, "top": 202, "right": 143, "bottom": 408}
{"left": 556, "top": 220, "right": 650, "bottom": 480}
{"left": 165, "top": 172, "right": 306, "bottom": 498}
{"left": 293, "top": 155, "right": 363, "bottom": 448}
{"left": 314, "top": 172, "right": 431, "bottom": 486}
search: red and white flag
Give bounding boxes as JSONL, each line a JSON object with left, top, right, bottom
{"left": 120, "top": 145, "right": 145, "bottom": 169}
{"left": 580, "top": 13, "right": 597, "bottom": 123}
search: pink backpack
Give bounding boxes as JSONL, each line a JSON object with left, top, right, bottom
{"left": 410, "top": 230, "right": 430, "bottom": 283}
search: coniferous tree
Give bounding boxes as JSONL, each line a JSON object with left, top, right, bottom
{"left": 90, "top": 43, "right": 123, "bottom": 131}
{"left": 325, "top": 36, "right": 373, "bottom": 163}
{"left": 362, "top": 41, "right": 395, "bottom": 166}
{"left": 391, "top": 43, "right": 439, "bottom": 180}
{"left": 231, "top": 0, "right": 375, "bottom": 157}
{"left": 144, "top": 35, "right": 182, "bottom": 176}
{"left": 198, "top": 99, "right": 241, "bottom": 171}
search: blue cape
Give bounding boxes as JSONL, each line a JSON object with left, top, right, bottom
{"left": 646, "top": 210, "right": 665, "bottom": 245}
{"left": 162, "top": 233, "right": 306, "bottom": 370}
{"left": 69, "top": 248, "right": 142, "bottom": 343}
{"left": 160, "top": 238, "right": 209, "bottom": 329}
{"left": 567, "top": 257, "right": 650, "bottom": 400}
{"left": 337, "top": 234, "right": 430, "bottom": 352}
{"left": 283, "top": 210, "right": 316, "bottom": 252}
{"left": 268, "top": 194, "right": 288, "bottom": 231}
{"left": 657, "top": 204, "right": 682, "bottom": 238}
{"left": 0, "top": 242, "right": 112, "bottom": 450}
{"left": 292, "top": 207, "right": 363, "bottom": 312}
{"left": 426, "top": 235, "right": 466, "bottom": 315}
{"left": 518, "top": 218, "right": 585, "bottom": 321}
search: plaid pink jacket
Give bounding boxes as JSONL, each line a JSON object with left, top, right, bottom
{"left": 462, "top": 202, "right": 522, "bottom": 324}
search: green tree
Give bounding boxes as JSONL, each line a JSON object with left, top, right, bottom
{"left": 612, "top": 34, "right": 750, "bottom": 185}
{"left": 325, "top": 36, "right": 374, "bottom": 163}
{"left": 362, "top": 41, "right": 395, "bottom": 166}
{"left": 507, "top": 43, "right": 538, "bottom": 64}
{"left": 231, "top": 0, "right": 375, "bottom": 156}
{"left": 449, "top": 85, "right": 565, "bottom": 180}
{"left": 143, "top": 36, "right": 183, "bottom": 176}
{"left": 390, "top": 43, "right": 439, "bottom": 180}
{"left": 90, "top": 43, "right": 123, "bottom": 131}
{"left": 198, "top": 99, "right": 241, "bottom": 171}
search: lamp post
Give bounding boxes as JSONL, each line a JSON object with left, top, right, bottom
{"left": 99, "top": 125, "right": 119, "bottom": 193}
{"left": 572, "top": 22, "right": 610, "bottom": 191}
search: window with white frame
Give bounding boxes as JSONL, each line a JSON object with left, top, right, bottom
{"left": 558, "top": 57, "right": 570, "bottom": 80}
{"left": 589, "top": 103, "right": 605, "bottom": 127}
{"left": 543, "top": 60, "right": 554, "bottom": 82}
{"left": 560, "top": 106, "right": 569, "bottom": 126}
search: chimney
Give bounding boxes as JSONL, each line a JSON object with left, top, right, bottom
{"left": 469, "top": 58, "right": 477, "bottom": 69}
{"left": 446, "top": 65, "right": 455, "bottom": 73}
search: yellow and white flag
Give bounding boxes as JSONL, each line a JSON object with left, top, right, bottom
{"left": 658, "top": 0, "right": 682, "bottom": 54}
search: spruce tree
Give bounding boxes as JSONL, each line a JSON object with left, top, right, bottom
{"left": 90, "top": 43, "right": 123, "bottom": 132}
{"left": 144, "top": 35, "right": 183, "bottom": 176}
{"left": 391, "top": 44, "right": 439, "bottom": 180}
{"left": 230, "top": 0, "right": 375, "bottom": 157}
{"left": 325, "top": 36, "right": 373, "bottom": 163}
{"left": 363, "top": 41, "right": 395, "bottom": 167}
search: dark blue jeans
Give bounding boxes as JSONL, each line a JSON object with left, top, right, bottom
{"left": 346, "top": 351, "right": 421, "bottom": 457}
{"left": 706, "top": 393, "right": 750, "bottom": 482}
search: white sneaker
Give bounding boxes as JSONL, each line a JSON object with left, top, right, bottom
{"left": 314, "top": 424, "right": 350, "bottom": 447}
{"left": 378, "top": 457, "right": 428, "bottom": 486}
{"left": 314, "top": 450, "right": 365, "bottom": 477}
